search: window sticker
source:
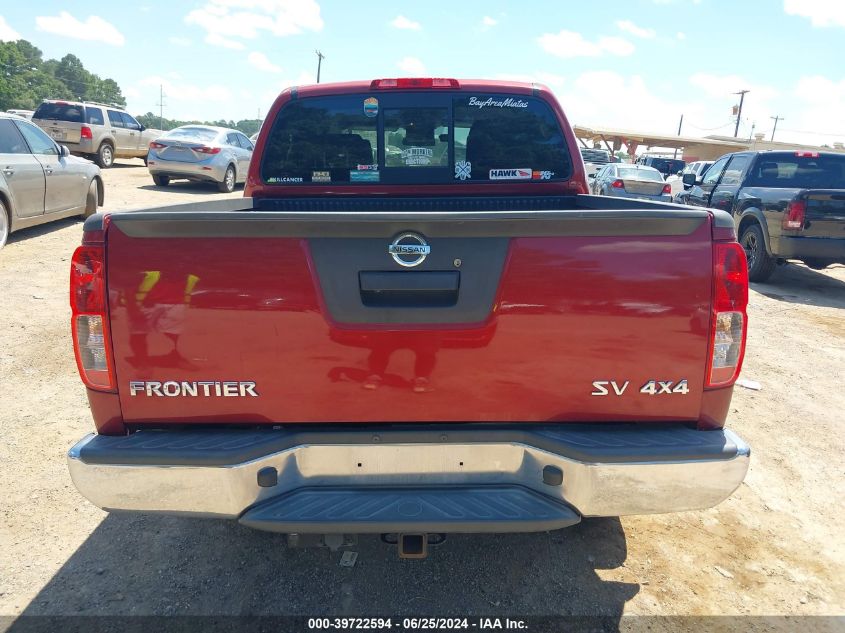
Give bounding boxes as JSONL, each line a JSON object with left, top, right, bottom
{"left": 455, "top": 160, "right": 472, "bottom": 180}
{"left": 468, "top": 96, "right": 529, "bottom": 110}
{"left": 312, "top": 170, "right": 331, "bottom": 182}
{"left": 363, "top": 97, "right": 379, "bottom": 118}
{"left": 401, "top": 147, "right": 433, "bottom": 166}
{"left": 356, "top": 163, "right": 378, "bottom": 171}
{"left": 532, "top": 170, "right": 554, "bottom": 180}
{"left": 266, "top": 176, "right": 304, "bottom": 183}
{"left": 350, "top": 169, "right": 380, "bottom": 182}
{"left": 489, "top": 168, "right": 532, "bottom": 180}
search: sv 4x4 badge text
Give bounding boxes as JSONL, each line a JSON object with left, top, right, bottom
{"left": 591, "top": 380, "right": 690, "bottom": 396}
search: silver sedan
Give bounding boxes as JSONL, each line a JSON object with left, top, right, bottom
{"left": 589, "top": 164, "right": 672, "bottom": 202}
{"left": 147, "top": 125, "right": 254, "bottom": 193}
{"left": 0, "top": 113, "right": 102, "bottom": 250}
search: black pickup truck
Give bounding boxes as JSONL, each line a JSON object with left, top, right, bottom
{"left": 683, "top": 150, "right": 845, "bottom": 281}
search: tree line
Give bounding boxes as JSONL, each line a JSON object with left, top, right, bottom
{"left": 135, "top": 113, "right": 262, "bottom": 136}
{"left": 1, "top": 38, "right": 262, "bottom": 136}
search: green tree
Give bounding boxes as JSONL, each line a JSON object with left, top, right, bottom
{"left": 0, "top": 41, "right": 125, "bottom": 111}
{"left": 136, "top": 112, "right": 262, "bottom": 135}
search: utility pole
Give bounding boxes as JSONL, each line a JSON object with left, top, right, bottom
{"left": 315, "top": 50, "right": 325, "bottom": 84}
{"left": 673, "top": 114, "right": 683, "bottom": 159}
{"left": 770, "top": 115, "right": 783, "bottom": 142}
{"left": 155, "top": 84, "right": 166, "bottom": 131}
{"left": 733, "top": 90, "right": 749, "bottom": 138}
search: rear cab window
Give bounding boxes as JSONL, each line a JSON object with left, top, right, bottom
{"left": 166, "top": 127, "right": 219, "bottom": 142}
{"left": 33, "top": 103, "right": 84, "bottom": 123}
{"left": 260, "top": 91, "right": 571, "bottom": 185}
{"left": 745, "top": 153, "right": 845, "bottom": 189}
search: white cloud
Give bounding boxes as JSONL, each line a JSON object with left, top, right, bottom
{"left": 676, "top": 31, "right": 686, "bottom": 40}
{"left": 35, "top": 12, "right": 125, "bottom": 46}
{"left": 538, "top": 30, "right": 635, "bottom": 58}
{"left": 481, "top": 16, "right": 497, "bottom": 28}
{"left": 391, "top": 15, "right": 421, "bottom": 30}
{"left": 791, "top": 76, "right": 845, "bottom": 142}
{"left": 185, "top": 0, "right": 323, "bottom": 49}
{"left": 248, "top": 51, "right": 282, "bottom": 73}
{"left": 784, "top": 0, "right": 845, "bottom": 27}
{"left": 168, "top": 36, "right": 192, "bottom": 46}
{"left": 0, "top": 16, "right": 20, "bottom": 41}
{"left": 495, "top": 71, "right": 566, "bottom": 92}
{"left": 397, "top": 56, "right": 426, "bottom": 76}
{"left": 615, "top": 20, "right": 656, "bottom": 39}
{"left": 259, "top": 71, "right": 317, "bottom": 106}
{"left": 206, "top": 32, "right": 245, "bottom": 49}
{"left": 688, "top": 73, "right": 778, "bottom": 103}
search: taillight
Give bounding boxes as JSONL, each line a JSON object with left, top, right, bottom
{"left": 370, "top": 78, "right": 460, "bottom": 89}
{"left": 70, "top": 245, "right": 115, "bottom": 391}
{"left": 706, "top": 242, "right": 748, "bottom": 388}
{"left": 782, "top": 200, "right": 806, "bottom": 231}
{"left": 149, "top": 141, "right": 167, "bottom": 150}
{"left": 194, "top": 146, "right": 221, "bottom": 154}
{"left": 80, "top": 126, "right": 93, "bottom": 140}
{"left": 611, "top": 179, "right": 624, "bottom": 189}
{"left": 662, "top": 183, "right": 672, "bottom": 194}
{"left": 795, "top": 151, "right": 819, "bottom": 158}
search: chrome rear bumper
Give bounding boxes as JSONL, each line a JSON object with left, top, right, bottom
{"left": 68, "top": 424, "right": 749, "bottom": 533}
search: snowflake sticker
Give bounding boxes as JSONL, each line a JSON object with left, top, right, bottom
{"left": 455, "top": 160, "right": 472, "bottom": 181}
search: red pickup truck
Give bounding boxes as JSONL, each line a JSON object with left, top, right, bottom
{"left": 67, "top": 79, "right": 750, "bottom": 557}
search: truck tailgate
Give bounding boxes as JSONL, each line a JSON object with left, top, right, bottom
{"left": 803, "top": 190, "right": 845, "bottom": 238}
{"left": 105, "top": 207, "right": 715, "bottom": 426}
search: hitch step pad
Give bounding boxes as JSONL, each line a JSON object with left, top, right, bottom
{"left": 239, "top": 485, "right": 580, "bottom": 534}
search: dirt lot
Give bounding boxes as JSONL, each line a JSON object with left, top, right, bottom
{"left": 1, "top": 160, "right": 843, "bottom": 625}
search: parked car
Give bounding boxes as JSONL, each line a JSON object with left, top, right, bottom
{"left": 32, "top": 100, "right": 161, "bottom": 168}
{"left": 0, "top": 112, "right": 102, "bottom": 250}
{"left": 590, "top": 163, "right": 672, "bottom": 201}
{"left": 636, "top": 156, "right": 686, "bottom": 179}
{"left": 249, "top": 132, "right": 259, "bottom": 144}
{"left": 147, "top": 125, "right": 254, "bottom": 193}
{"left": 580, "top": 147, "right": 612, "bottom": 177}
{"left": 683, "top": 150, "right": 845, "bottom": 281}
{"left": 66, "top": 78, "right": 750, "bottom": 554}
{"left": 6, "top": 109, "right": 34, "bottom": 120}
{"left": 671, "top": 160, "right": 714, "bottom": 199}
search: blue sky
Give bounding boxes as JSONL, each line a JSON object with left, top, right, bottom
{"left": 1, "top": 0, "right": 844, "bottom": 146}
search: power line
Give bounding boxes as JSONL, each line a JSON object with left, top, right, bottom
{"left": 777, "top": 126, "right": 845, "bottom": 137}
{"left": 686, "top": 119, "right": 735, "bottom": 131}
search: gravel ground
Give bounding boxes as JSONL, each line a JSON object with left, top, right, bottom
{"left": 0, "top": 160, "right": 843, "bottom": 626}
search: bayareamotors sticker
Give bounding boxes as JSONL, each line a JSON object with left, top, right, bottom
{"left": 468, "top": 96, "right": 529, "bottom": 109}
{"left": 489, "top": 168, "right": 532, "bottom": 180}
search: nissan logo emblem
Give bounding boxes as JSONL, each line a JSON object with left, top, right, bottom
{"left": 388, "top": 232, "right": 430, "bottom": 267}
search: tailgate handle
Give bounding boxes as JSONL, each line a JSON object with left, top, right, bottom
{"left": 359, "top": 271, "right": 459, "bottom": 308}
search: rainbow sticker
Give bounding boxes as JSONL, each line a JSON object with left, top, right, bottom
{"left": 363, "top": 97, "right": 379, "bottom": 118}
